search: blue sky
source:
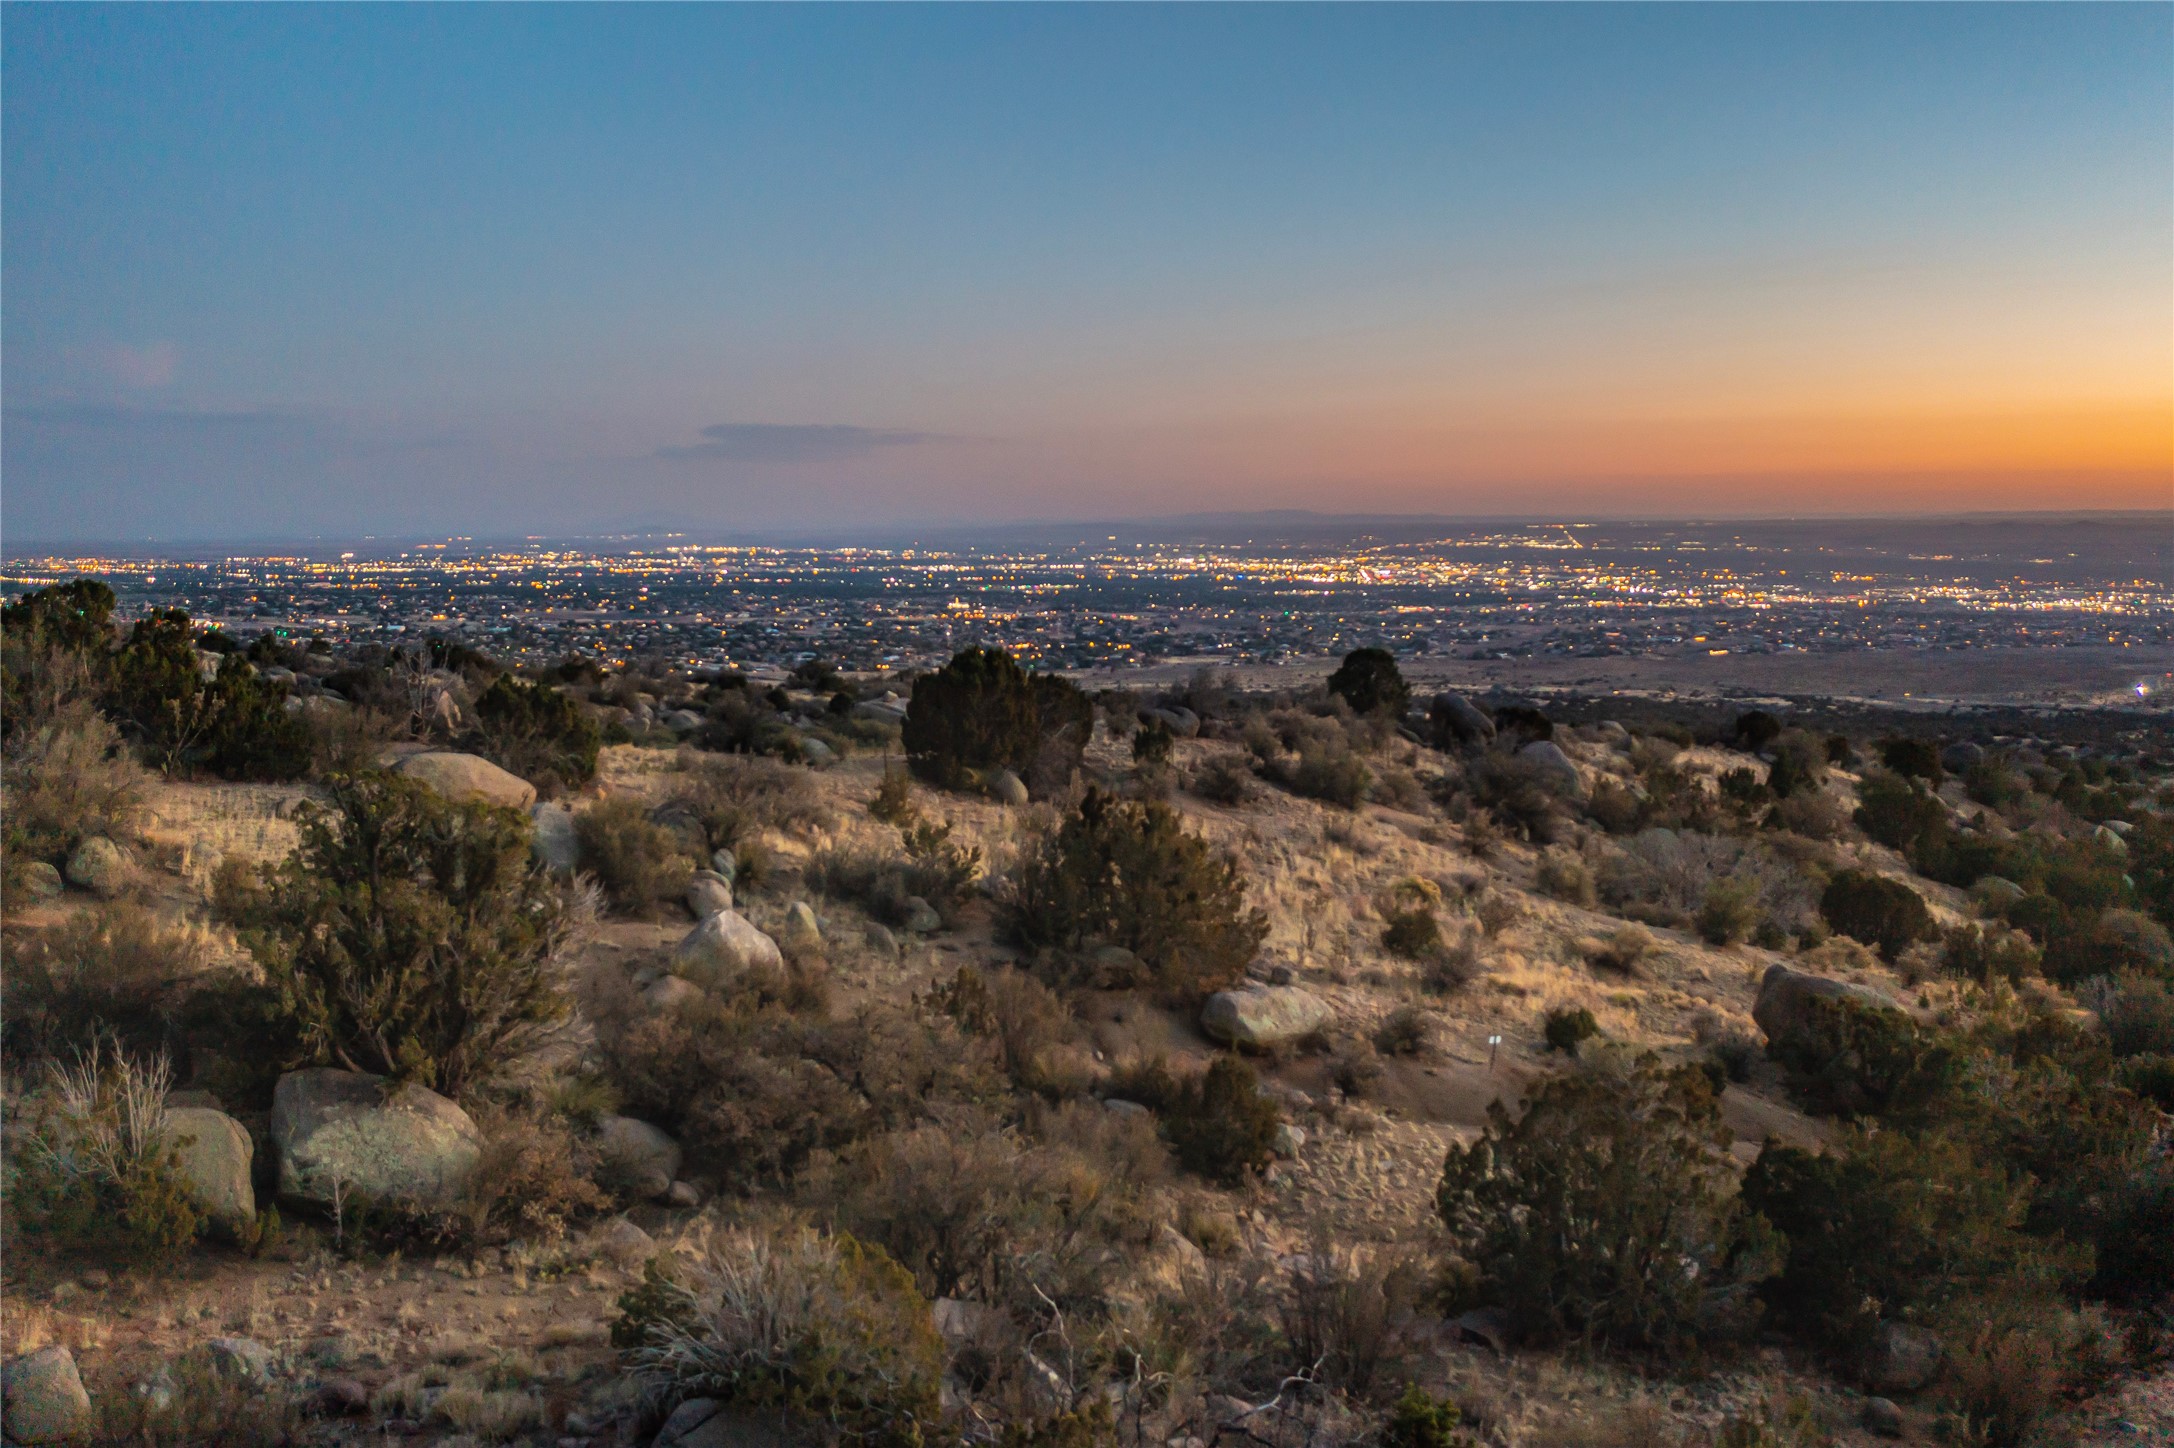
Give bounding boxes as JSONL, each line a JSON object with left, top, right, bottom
{"left": 5, "top": 4, "right": 2167, "bottom": 541}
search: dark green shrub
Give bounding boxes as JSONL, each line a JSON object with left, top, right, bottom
{"left": 2045, "top": 908, "right": 2174, "bottom": 985}
{"left": 1, "top": 577, "right": 116, "bottom": 663}
{"left": 1854, "top": 771, "right": 1949, "bottom": 856}
{"left": 1382, "top": 907, "right": 1443, "bottom": 960}
{"left": 1383, "top": 1387, "right": 1478, "bottom": 1448}
{"left": 1938, "top": 923, "right": 2040, "bottom": 985}
{"left": 901, "top": 648, "right": 1090, "bottom": 795}
{"left": 1435, "top": 1057, "right": 1779, "bottom": 1352}
{"left": 1190, "top": 751, "right": 1254, "bottom": 806}
{"left": 1824, "top": 733, "right": 1854, "bottom": 766}
{"left": 575, "top": 797, "right": 696, "bottom": 914}
{"left": 216, "top": 770, "right": 580, "bottom": 1097}
{"left": 1113, "top": 1055, "right": 1280, "bottom": 1185}
{"left": 1734, "top": 710, "right": 1782, "bottom": 753}
{"left": 1820, "top": 869, "right": 1933, "bottom": 961}
{"left": 1697, "top": 877, "right": 1763, "bottom": 946}
{"left": 2098, "top": 973, "right": 2174, "bottom": 1057}
{"left": 2117, "top": 1055, "right": 2174, "bottom": 1111}
{"left": 105, "top": 612, "right": 311, "bottom": 780}
{"left": 1288, "top": 742, "right": 1372, "bottom": 809}
{"left": 472, "top": 673, "right": 600, "bottom": 790}
{"left": 1766, "top": 990, "right": 1943, "bottom": 1118}
{"left": 1133, "top": 719, "right": 1174, "bottom": 766}
{"left": 1743, "top": 1127, "right": 2085, "bottom": 1360}
{"left": 1719, "top": 766, "right": 1770, "bottom": 810}
{"left": 1326, "top": 647, "right": 1409, "bottom": 718}
{"left": 1543, "top": 1007, "right": 1599, "bottom": 1054}
{"left": 1003, "top": 789, "right": 1267, "bottom": 1002}
{"left": 1878, "top": 737, "right": 1944, "bottom": 785}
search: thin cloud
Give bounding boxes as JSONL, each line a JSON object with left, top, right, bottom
{"left": 656, "top": 422, "right": 948, "bottom": 464}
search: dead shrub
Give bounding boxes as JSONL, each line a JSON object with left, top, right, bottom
{"left": 1373, "top": 1004, "right": 1434, "bottom": 1057}
{"left": 1277, "top": 1232, "right": 1425, "bottom": 1397}
{"left": 662, "top": 753, "right": 829, "bottom": 852}
{"left": 927, "top": 964, "right": 1090, "bottom": 1098}
{"left": 574, "top": 797, "right": 695, "bottom": 914}
{"left": 1, "top": 691, "right": 148, "bottom": 873}
{"left": 1583, "top": 922, "right": 1657, "bottom": 977}
{"left": 3, "top": 903, "right": 219, "bottom": 1064}
{"left": 1535, "top": 848, "right": 1597, "bottom": 907}
{"left": 457, "top": 1105, "right": 611, "bottom": 1243}
{"left": 1190, "top": 751, "right": 1255, "bottom": 806}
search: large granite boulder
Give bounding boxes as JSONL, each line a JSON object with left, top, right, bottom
{"left": 597, "top": 1117, "right": 682, "bottom": 1201}
{"left": 1753, "top": 964, "right": 1907, "bottom": 1049}
{"left": 1142, "top": 706, "right": 1200, "bottom": 738}
{"left": 985, "top": 768, "right": 1030, "bottom": 807}
{"left": 271, "top": 1069, "right": 483, "bottom": 1211}
{"left": 1201, "top": 985, "right": 1334, "bottom": 1049}
{"left": 65, "top": 835, "right": 129, "bottom": 897}
{"left": 1862, "top": 1321, "right": 1943, "bottom": 1394}
{"left": 389, "top": 752, "right": 536, "bottom": 810}
{"left": 164, "top": 1107, "right": 256, "bottom": 1232}
{"left": 19, "top": 861, "right": 64, "bottom": 900}
{"left": 673, "top": 910, "right": 784, "bottom": 990}
{"left": 2, "top": 1346, "right": 91, "bottom": 1444}
{"left": 1516, "top": 740, "right": 1586, "bottom": 798}
{"left": 1428, "top": 692, "right": 1496, "bottom": 751}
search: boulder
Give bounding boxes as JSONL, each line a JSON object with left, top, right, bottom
{"left": 597, "top": 1117, "right": 682, "bottom": 1201}
{"left": 1143, "top": 706, "right": 1200, "bottom": 739}
{"left": 19, "top": 861, "right": 63, "bottom": 900}
{"left": 1861, "top": 1398, "right": 1905, "bottom": 1439}
{"left": 530, "top": 803, "right": 580, "bottom": 873}
{"left": 203, "top": 1337, "right": 275, "bottom": 1384}
{"left": 596, "top": 1217, "right": 657, "bottom": 1268}
{"left": 1428, "top": 692, "right": 1496, "bottom": 750}
{"left": 643, "top": 975, "right": 705, "bottom": 1014}
{"left": 1862, "top": 1321, "right": 1943, "bottom": 1394}
{"left": 2, "top": 1345, "right": 91, "bottom": 1444}
{"left": 650, "top": 1397, "right": 790, "bottom": 1448}
{"left": 1271, "top": 1124, "right": 1307, "bottom": 1159}
{"left": 1971, "top": 875, "right": 2026, "bottom": 908}
{"left": 709, "top": 849, "right": 739, "bottom": 882}
{"left": 897, "top": 896, "right": 942, "bottom": 934}
{"left": 270, "top": 1068, "right": 484, "bottom": 1211}
{"left": 672, "top": 910, "right": 784, "bottom": 990}
{"left": 1201, "top": 986, "right": 1334, "bottom": 1049}
{"left": 780, "top": 901, "right": 823, "bottom": 954}
{"left": 798, "top": 735, "right": 836, "bottom": 766}
{"left": 1101, "top": 1098, "right": 1149, "bottom": 1117}
{"left": 1753, "top": 964, "right": 1906, "bottom": 1050}
{"left": 1940, "top": 742, "right": 1985, "bottom": 774}
{"left": 389, "top": 752, "right": 536, "bottom": 810}
{"left": 163, "top": 1107, "right": 256, "bottom": 1232}
{"left": 685, "top": 873, "right": 734, "bottom": 920}
{"left": 64, "top": 835, "right": 129, "bottom": 897}
{"left": 985, "top": 768, "right": 1030, "bottom": 807}
{"left": 1516, "top": 740, "right": 1586, "bottom": 798}
{"left": 665, "top": 1180, "right": 702, "bottom": 1209}
{"left": 854, "top": 700, "right": 908, "bottom": 724}
{"left": 662, "top": 709, "right": 705, "bottom": 734}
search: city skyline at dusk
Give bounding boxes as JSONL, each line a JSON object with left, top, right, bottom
{"left": 6, "top": 4, "right": 2168, "bottom": 540}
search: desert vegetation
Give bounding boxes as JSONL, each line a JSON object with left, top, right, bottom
{"left": 4, "top": 606, "right": 2170, "bottom": 1447}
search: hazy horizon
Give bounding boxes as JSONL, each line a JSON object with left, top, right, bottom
{"left": 5, "top": 5, "right": 2168, "bottom": 540}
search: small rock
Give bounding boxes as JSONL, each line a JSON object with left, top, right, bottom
{"left": 596, "top": 1218, "right": 657, "bottom": 1269}
{"left": 1271, "top": 1123, "right": 1306, "bottom": 1159}
{"left": 597, "top": 1117, "right": 682, "bottom": 1202}
{"left": 64, "top": 836, "right": 129, "bottom": 897}
{"left": 710, "top": 850, "right": 738, "bottom": 882}
{"left": 530, "top": 802, "right": 580, "bottom": 873}
{"left": 985, "top": 768, "right": 1030, "bottom": 807}
{"left": 1451, "top": 1307, "right": 1511, "bottom": 1355}
{"left": 897, "top": 896, "right": 941, "bottom": 934}
{"left": 1863, "top": 1321, "right": 1943, "bottom": 1394}
{"left": 19, "top": 861, "right": 63, "bottom": 899}
{"left": 306, "top": 1335, "right": 353, "bottom": 1369}
{"left": 780, "top": 901, "right": 823, "bottom": 954}
{"left": 204, "top": 1336, "right": 275, "bottom": 1384}
{"left": 662, "top": 709, "right": 704, "bottom": 734}
{"left": 1862, "top": 1397, "right": 1905, "bottom": 1438}
{"left": 3, "top": 1345, "right": 92, "bottom": 1443}
{"left": 685, "top": 873, "right": 734, "bottom": 920}
{"left": 319, "top": 1378, "right": 371, "bottom": 1415}
{"left": 1101, "top": 1098, "right": 1149, "bottom": 1117}
{"left": 1205, "top": 1394, "right": 1255, "bottom": 1425}
{"left": 78, "top": 1269, "right": 109, "bottom": 1290}
{"left": 866, "top": 924, "right": 899, "bottom": 958}
{"left": 665, "top": 1180, "right": 701, "bottom": 1209}
{"left": 798, "top": 736, "right": 836, "bottom": 766}
{"left": 132, "top": 1365, "right": 176, "bottom": 1413}
{"left": 643, "top": 975, "right": 705, "bottom": 1014}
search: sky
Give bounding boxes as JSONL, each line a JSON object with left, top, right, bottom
{"left": 4, "top": 4, "right": 2169, "bottom": 542}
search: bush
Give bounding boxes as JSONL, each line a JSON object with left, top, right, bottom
{"left": 2045, "top": 907, "right": 2174, "bottom": 985}
{"left": 2093, "top": 973, "right": 2174, "bottom": 1057}
{"left": 2, "top": 903, "right": 217, "bottom": 1065}
{"left": 1854, "top": 771, "right": 1948, "bottom": 855}
{"left": 9, "top": 1043, "right": 202, "bottom": 1259}
{"left": 869, "top": 766, "right": 916, "bottom": 826}
{"left": 1471, "top": 752, "right": 1571, "bottom": 842}
{"left": 1383, "top": 1387, "right": 1480, "bottom": 1448}
{"left": 1938, "top": 923, "right": 2041, "bottom": 986}
{"left": 810, "top": 820, "right": 981, "bottom": 930}
{"left": 1133, "top": 719, "right": 1175, "bottom": 766}
{"left": 928, "top": 964, "right": 1085, "bottom": 1097}
{"left": 575, "top": 797, "right": 697, "bottom": 914}
{"left": 1878, "top": 737, "right": 1944, "bottom": 785}
{"left": 1435, "top": 1057, "right": 1779, "bottom": 1353}
{"left": 1765, "top": 990, "right": 1942, "bottom": 1119}
{"left": 1696, "top": 877, "right": 1763, "bottom": 946}
{"left": 1742, "top": 1127, "right": 2084, "bottom": 1361}
{"left": 87, "top": 1354, "right": 312, "bottom": 1447}
{"left": 1584, "top": 923, "right": 1656, "bottom": 977}
{"left": 1276, "top": 1233, "right": 1424, "bottom": 1397}
{"left": 1820, "top": 870, "right": 1934, "bottom": 961}
{"left": 1288, "top": 742, "right": 1372, "bottom": 809}
{"left": 619, "top": 1221, "right": 943, "bottom": 1447}
{"left": 1543, "top": 1007, "right": 1600, "bottom": 1054}
{"left": 1113, "top": 1055, "right": 1280, "bottom": 1185}
{"left": 664, "top": 753, "right": 829, "bottom": 853}
{"left": 1374, "top": 1004, "right": 1434, "bottom": 1057}
{"left": 472, "top": 673, "right": 600, "bottom": 791}
{"left": 1535, "top": 848, "right": 1596, "bottom": 908}
{"left": 1190, "top": 751, "right": 1254, "bottom": 806}
{"left": 1003, "top": 789, "right": 1268, "bottom": 1002}
{"left": 2, "top": 689, "right": 148, "bottom": 871}
{"left": 216, "top": 770, "right": 584, "bottom": 1097}
{"left": 1601, "top": 829, "right": 1815, "bottom": 935}
{"left": 902, "top": 648, "right": 1091, "bottom": 795}
{"left": 1326, "top": 647, "right": 1409, "bottom": 718}
{"left": 106, "top": 612, "right": 311, "bottom": 780}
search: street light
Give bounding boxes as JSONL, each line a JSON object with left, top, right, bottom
{"left": 1487, "top": 1034, "right": 1503, "bottom": 1071}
